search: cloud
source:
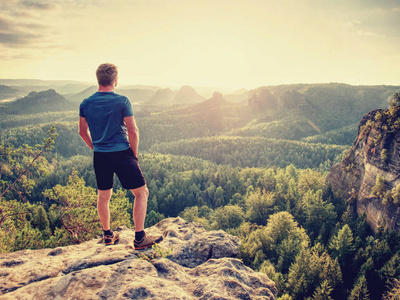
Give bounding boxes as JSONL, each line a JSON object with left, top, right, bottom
{"left": 20, "top": 1, "right": 55, "bottom": 10}
{"left": 0, "top": 32, "right": 43, "bottom": 46}
{"left": 0, "top": 0, "right": 100, "bottom": 51}
{"left": 341, "top": 19, "right": 362, "bottom": 28}
{"left": 0, "top": 14, "right": 48, "bottom": 48}
{"left": 0, "top": 17, "right": 12, "bottom": 29}
{"left": 356, "top": 30, "right": 385, "bottom": 38}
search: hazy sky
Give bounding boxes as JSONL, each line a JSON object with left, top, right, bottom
{"left": 0, "top": 0, "right": 399, "bottom": 88}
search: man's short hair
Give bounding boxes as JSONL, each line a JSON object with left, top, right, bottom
{"left": 96, "top": 63, "right": 118, "bottom": 86}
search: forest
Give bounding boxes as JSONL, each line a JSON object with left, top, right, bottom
{"left": 1, "top": 82, "right": 400, "bottom": 299}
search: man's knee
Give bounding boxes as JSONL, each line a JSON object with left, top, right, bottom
{"left": 132, "top": 185, "right": 149, "bottom": 200}
{"left": 98, "top": 189, "right": 112, "bottom": 202}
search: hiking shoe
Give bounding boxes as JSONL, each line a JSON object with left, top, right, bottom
{"left": 104, "top": 232, "right": 120, "bottom": 246}
{"left": 134, "top": 234, "right": 163, "bottom": 250}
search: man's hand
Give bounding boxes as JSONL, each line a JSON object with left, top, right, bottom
{"left": 79, "top": 117, "right": 94, "bottom": 150}
{"left": 124, "top": 116, "right": 139, "bottom": 157}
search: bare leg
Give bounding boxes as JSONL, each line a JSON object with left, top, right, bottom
{"left": 97, "top": 189, "right": 112, "bottom": 231}
{"left": 131, "top": 185, "right": 149, "bottom": 232}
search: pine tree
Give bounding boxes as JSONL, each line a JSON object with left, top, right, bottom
{"left": 329, "top": 224, "right": 355, "bottom": 267}
{"left": 43, "top": 170, "right": 132, "bottom": 244}
{"left": 383, "top": 278, "right": 400, "bottom": 300}
{"left": 319, "top": 253, "right": 343, "bottom": 294}
{"left": 31, "top": 205, "right": 50, "bottom": 231}
{"left": 348, "top": 276, "right": 370, "bottom": 300}
{"left": 245, "top": 188, "right": 275, "bottom": 225}
{"left": 309, "top": 280, "right": 333, "bottom": 300}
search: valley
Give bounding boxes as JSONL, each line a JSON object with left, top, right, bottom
{"left": 1, "top": 81, "right": 400, "bottom": 299}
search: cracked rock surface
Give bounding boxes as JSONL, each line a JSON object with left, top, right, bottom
{"left": 0, "top": 217, "right": 277, "bottom": 299}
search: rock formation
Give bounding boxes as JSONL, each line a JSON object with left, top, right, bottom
{"left": 148, "top": 88, "right": 175, "bottom": 104}
{"left": 248, "top": 89, "right": 277, "bottom": 110}
{"left": 173, "top": 86, "right": 205, "bottom": 104}
{"left": 277, "top": 90, "right": 309, "bottom": 112}
{"left": 327, "top": 103, "right": 400, "bottom": 232}
{"left": 0, "top": 217, "right": 277, "bottom": 299}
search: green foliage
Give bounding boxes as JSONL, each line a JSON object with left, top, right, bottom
{"left": 137, "top": 243, "right": 173, "bottom": 261}
{"left": 348, "top": 276, "right": 370, "bottom": 300}
{"left": 43, "top": 170, "right": 132, "bottom": 245}
{"left": 226, "top": 114, "right": 321, "bottom": 141}
{"left": 379, "top": 253, "right": 400, "bottom": 286}
{"left": 286, "top": 246, "right": 342, "bottom": 300}
{"left": 31, "top": 205, "right": 50, "bottom": 231}
{"left": 149, "top": 136, "right": 345, "bottom": 170}
{"left": 2, "top": 85, "right": 400, "bottom": 300}
{"left": 371, "top": 174, "right": 387, "bottom": 198}
{"left": 1, "top": 122, "right": 91, "bottom": 158}
{"left": 329, "top": 224, "right": 355, "bottom": 267}
{"left": 383, "top": 278, "right": 400, "bottom": 300}
{"left": 277, "top": 295, "right": 293, "bottom": 300}
{"left": 391, "top": 184, "right": 400, "bottom": 205}
{"left": 298, "top": 170, "right": 325, "bottom": 194}
{"left": 179, "top": 206, "right": 212, "bottom": 230}
{"left": 370, "top": 174, "right": 398, "bottom": 206}
{"left": 259, "top": 259, "right": 285, "bottom": 293}
{"left": 287, "top": 248, "right": 321, "bottom": 299}
{"left": 245, "top": 189, "right": 275, "bottom": 225}
{"left": 0, "top": 126, "right": 57, "bottom": 252}
{"left": 0, "top": 111, "right": 77, "bottom": 131}
{"left": 0, "top": 200, "right": 35, "bottom": 253}
{"left": 0, "top": 126, "right": 57, "bottom": 202}
{"left": 0, "top": 90, "right": 72, "bottom": 115}
{"left": 381, "top": 149, "right": 388, "bottom": 164}
{"left": 298, "top": 190, "right": 337, "bottom": 242}
{"left": 301, "top": 124, "right": 358, "bottom": 146}
{"left": 388, "top": 93, "right": 400, "bottom": 116}
{"left": 308, "top": 280, "right": 333, "bottom": 300}
{"left": 211, "top": 204, "right": 245, "bottom": 230}
{"left": 145, "top": 210, "right": 165, "bottom": 228}
{"left": 241, "top": 211, "right": 309, "bottom": 272}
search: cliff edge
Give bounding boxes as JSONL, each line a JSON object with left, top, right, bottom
{"left": 327, "top": 96, "right": 400, "bottom": 232}
{"left": 0, "top": 217, "right": 277, "bottom": 299}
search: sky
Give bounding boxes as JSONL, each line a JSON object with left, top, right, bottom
{"left": 0, "top": 0, "right": 399, "bottom": 89}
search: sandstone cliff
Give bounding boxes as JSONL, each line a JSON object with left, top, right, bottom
{"left": 0, "top": 217, "right": 277, "bottom": 299}
{"left": 327, "top": 102, "right": 400, "bottom": 232}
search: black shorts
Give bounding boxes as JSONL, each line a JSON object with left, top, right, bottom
{"left": 93, "top": 148, "right": 146, "bottom": 190}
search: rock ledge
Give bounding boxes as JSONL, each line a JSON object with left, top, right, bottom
{"left": 0, "top": 217, "right": 277, "bottom": 299}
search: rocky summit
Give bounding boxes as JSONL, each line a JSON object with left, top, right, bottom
{"left": 0, "top": 217, "right": 277, "bottom": 299}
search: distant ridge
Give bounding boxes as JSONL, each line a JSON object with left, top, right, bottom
{"left": 0, "top": 85, "right": 25, "bottom": 100}
{"left": 173, "top": 85, "right": 205, "bottom": 104}
{"left": 0, "top": 79, "right": 93, "bottom": 95}
{"left": 66, "top": 86, "right": 98, "bottom": 103}
{"left": 0, "top": 79, "right": 90, "bottom": 87}
{"left": 116, "top": 88, "right": 157, "bottom": 103}
{"left": 1, "top": 89, "right": 72, "bottom": 114}
{"left": 147, "top": 88, "right": 175, "bottom": 104}
{"left": 224, "top": 89, "right": 251, "bottom": 103}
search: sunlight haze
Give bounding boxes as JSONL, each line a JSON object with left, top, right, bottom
{"left": 0, "top": 0, "right": 399, "bottom": 89}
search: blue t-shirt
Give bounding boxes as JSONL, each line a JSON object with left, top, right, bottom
{"left": 79, "top": 92, "right": 134, "bottom": 152}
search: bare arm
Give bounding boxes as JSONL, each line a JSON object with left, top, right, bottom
{"left": 124, "top": 115, "right": 139, "bottom": 157}
{"left": 78, "top": 117, "right": 93, "bottom": 150}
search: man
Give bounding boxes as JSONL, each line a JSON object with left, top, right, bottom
{"left": 79, "top": 63, "right": 162, "bottom": 249}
